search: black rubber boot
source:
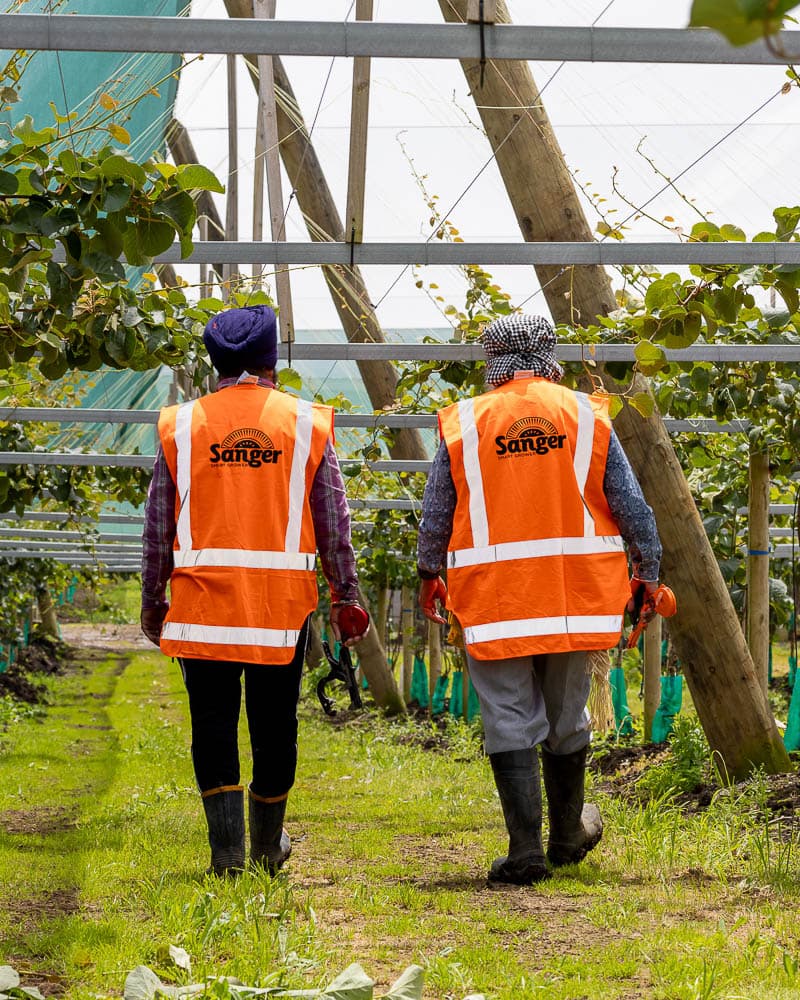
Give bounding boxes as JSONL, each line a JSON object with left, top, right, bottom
{"left": 487, "top": 748, "right": 549, "bottom": 886}
{"left": 201, "top": 786, "right": 246, "bottom": 876}
{"left": 249, "top": 786, "right": 292, "bottom": 874}
{"left": 541, "top": 746, "right": 603, "bottom": 868}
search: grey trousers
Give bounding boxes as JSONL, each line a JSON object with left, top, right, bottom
{"left": 466, "top": 650, "right": 592, "bottom": 756}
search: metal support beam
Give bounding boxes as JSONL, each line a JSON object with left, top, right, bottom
{"left": 50, "top": 240, "right": 800, "bottom": 267}
{"left": 0, "top": 17, "right": 793, "bottom": 64}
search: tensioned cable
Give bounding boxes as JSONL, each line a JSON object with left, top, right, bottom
{"left": 516, "top": 81, "right": 785, "bottom": 312}
{"left": 372, "top": 0, "right": 619, "bottom": 314}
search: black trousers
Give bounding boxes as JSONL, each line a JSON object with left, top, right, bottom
{"left": 180, "top": 619, "right": 308, "bottom": 799}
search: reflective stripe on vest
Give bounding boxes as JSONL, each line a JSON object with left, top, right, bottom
{"left": 464, "top": 614, "right": 623, "bottom": 647}
{"left": 448, "top": 393, "right": 615, "bottom": 568}
{"left": 172, "top": 396, "right": 316, "bottom": 569}
{"left": 448, "top": 533, "right": 624, "bottom": 570}
{"left": 162, "top": 621, "right": 300, "bottom": 648}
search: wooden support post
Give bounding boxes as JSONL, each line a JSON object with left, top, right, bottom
{"left": 252, "top": 108, "right": 266, "bottom": 288}
{"left": 747, "top": 447, "right": 771, "bottom": 693}
{"left": 253, "top": 0, "right": 294, "bottom": 343}
{"left": 401, "top": 584, "right": 414, "bottom": 704}
{"left": 428, "top": 620, "right": 441, "bottom": 715}
{"left": 467, "top": 0, "right": 497, "bottom": 21}
{"left": 643, "top": 617, "right": 662, "bottom": 742}
{"left": 345, "top": 0, "right": 372, "bottom": 245}
{"left": 224, "top": 53, "right": 239, "bottom": 291}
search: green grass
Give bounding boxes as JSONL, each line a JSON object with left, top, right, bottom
{"left": 2, "top": 646, "right": 800, "bottom": 1000}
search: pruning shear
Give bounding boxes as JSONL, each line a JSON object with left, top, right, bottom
{"left": 626, "top": 580, "right": 677, "bottom": 649}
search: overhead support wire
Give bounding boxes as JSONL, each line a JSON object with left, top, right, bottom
{"left": 2, "top": 16, "right": 796, "bottom": 64}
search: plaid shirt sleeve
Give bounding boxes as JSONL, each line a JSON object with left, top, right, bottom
{"left": 310, "top": 438, "right": 360, "bottom": 603}
{"left": 416, "top": 439, "right": 456, "bottom": 576}
{"left": 140, "top": 445, "right": 175, "bottom": 610}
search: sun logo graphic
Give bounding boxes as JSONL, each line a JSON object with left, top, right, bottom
{"left": 494, "top": 416, "right": 567, "bottom": 457}
{"left": 209, "top": 427, "right": 283, "bottom": 468}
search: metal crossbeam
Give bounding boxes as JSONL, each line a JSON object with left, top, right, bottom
{"left": 0, "top": 528, "right": 141, "bottom": 543}
{"left": 0, "top": 17, "right": 793, "bottom": 64}
{"left": 0, "top": 511, "right": 145, "bottom": 525}
{"left": 49, "top": 240, "right": 800, "bottom": 266}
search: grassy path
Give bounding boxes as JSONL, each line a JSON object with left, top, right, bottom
{"left": 2, "top": 642, "right": 800, "bottom": 1000}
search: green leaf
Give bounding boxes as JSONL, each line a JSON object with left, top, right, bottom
{"left": 689, "top": 0, "right": 765, "bottom": 44}
{"left": 123, "top": 966, "right": 172, "bottom": 1000}
{"left": 0, "top": 170, "right": 19, "bottom": 195}
{"left": 774, "top": 205, "right": 800, "bottom": 240}
{"left": 176, "top": 163, "right": 225, "bottom": 194}
{"left": 382, "top": 966, "right": 425, "bottom": 1000}
{"left": 92, "top": 218, "right": 125, "bottom": 259}
{"left": 121, "top": 226, "right": 148, "bottom": 267}
{"left": 100, "top": 155, "right": 147, "bottom": 188}
{"left": 628, "top": 392, "right": 655, "bottom": 419}
{"left": 634, "top": 341, "right": 666, "bottom": 367}
{"left": 101, "top": 182, "right": 132, "bottom": 213}
{"left": 319, "top": 963, "right": 375, "bottom": 1000}
{"left": 153, "top": 190, "right": 196, "bottom": 233}
{"left": 278, "top": 368, "right": 303, "bottom": 391}
{"left": 11, "top": 114, "right": 56, "bottom": 147}
{"left": 0, "top": 969, "right": 20, "bottom": 992}
{"left": 38, "top": 351, "right": 68, "bottom": 380}
{"left": 644, "top": 277, "right": 678, "bottom": 311}
{"left": 719, "top": 223, "right": 746, "bottom": 242}
{"left": 690, "top": 220, "right": 722, "bottom": 242}
{"left": 137, "top": 219, "right": 175, "bottom": 257}
{"left": 608, "top": 395, "right": 624, "bottom": 419}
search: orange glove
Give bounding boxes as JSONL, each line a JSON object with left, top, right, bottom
{"left": 419, "top": 576, "right": 448, "bottom": 624}
{"left": 626, "top": 579, "right": 677, "bottom": 649}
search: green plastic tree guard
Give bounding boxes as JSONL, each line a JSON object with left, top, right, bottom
{"left": 651, "top": 674, "right": 684, "bottom": 744}
{"left": 609, "top": 665, "right": 634, "bottom": 736}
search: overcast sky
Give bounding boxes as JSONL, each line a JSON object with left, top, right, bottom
{"left": 175, "top": 2, "right": 798, "bottom": 330}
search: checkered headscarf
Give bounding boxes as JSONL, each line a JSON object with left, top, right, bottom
{"left": 481, "top": 314, "right": 563, "bottom": 387}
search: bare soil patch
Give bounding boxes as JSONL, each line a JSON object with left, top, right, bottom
{"left": 0, "top": 805, "right": 77, "bottom": 835}
{"left": 58, "top": 622, "right": 151, "bottom": 652}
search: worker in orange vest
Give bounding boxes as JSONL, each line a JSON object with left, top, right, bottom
{"left": 417, "top": 314, "right": 662, "bottom": 886}
{"left": 140, "top": 305, "right": 368, "bottom": 876}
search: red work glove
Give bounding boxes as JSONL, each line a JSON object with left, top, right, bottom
{"left": 419, "top": 576, "right": 448, "bottom": 625}
{"left": 330, "top": 602, "right": 370, "bottom": 648}
{"left": 140, "top": 605, "right": 168, "bottom": 647}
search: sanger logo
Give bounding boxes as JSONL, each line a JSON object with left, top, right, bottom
{"left": 495, "top": 415, "right": 567, "bottom": 457}
{"left": 209, "top": 427, "right": 283, "bottom": 468}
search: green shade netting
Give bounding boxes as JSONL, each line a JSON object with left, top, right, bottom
{"left": 651, "top": 674, "right": 683, "bottom": 744}
{"left": 609, "top": 665, "right": 634, "bottom": 736}
{"left": 447, "top": 670, "right": 480, "bottom": 721}
{"left": 450, "top": 671, "right": 464, "bottom": 718}
{"left": 431, "top": 674, "right": 450, "bottom": 716}
{"left": 789, "top": 653, "right": 797, "bottom": 690}
{"left": 0, "top": 0, "right": 183, "bottom": 161}
{"left": 784, "top": 674, "right": 800, "bottom": 751}
{"left": 410, "top": 655, "right": 429, "bottom": 707}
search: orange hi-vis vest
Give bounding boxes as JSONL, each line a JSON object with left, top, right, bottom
{"left": 439, "top": 376, "right": 630, "bottom": 660}
{"left": 157, "top": 382, "right": 334, "bottom": 665}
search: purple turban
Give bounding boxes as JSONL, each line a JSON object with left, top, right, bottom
{"left": 203, "top": 305, "right": 278, "bottom": 373}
